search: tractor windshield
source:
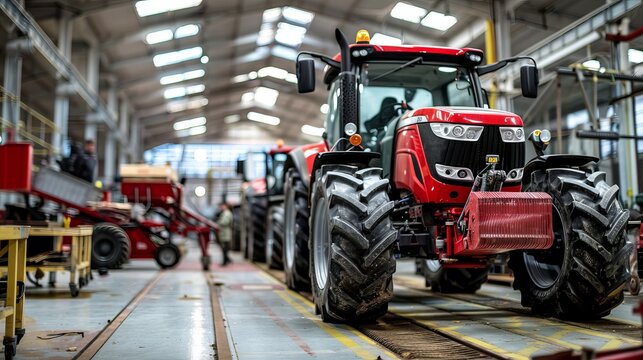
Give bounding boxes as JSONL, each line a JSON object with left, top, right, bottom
{"left": 325, "top": 61, "right": 477, "bottom": 148}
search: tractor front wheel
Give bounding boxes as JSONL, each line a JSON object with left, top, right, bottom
{"left": 510, "top": 169, "right": 631, "bottom": 320}
{"left": 283, "top": 169, "right": 311, "bottom": 291}
{"left": 91, "top": 223, "right": 131, "bottom": 269}
{"left": 310, "top": 165, "right": 396, "bottom": 323}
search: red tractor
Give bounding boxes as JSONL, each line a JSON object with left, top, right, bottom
{"left": 281, "top": 29, "right": 631, "bottom": 323}
{"left": 237, "top": 145, "right": 293, "bottom": 267}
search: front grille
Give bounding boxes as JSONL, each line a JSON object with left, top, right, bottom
{"left": 418, "top": 123, "right": 525, "bottom": 184}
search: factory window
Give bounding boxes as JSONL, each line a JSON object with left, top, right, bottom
{"left": 636, "top": 95, "right": 643, "bottom": 153}
{"left": 143, "top": 143, "right": 270, "bottom": 179}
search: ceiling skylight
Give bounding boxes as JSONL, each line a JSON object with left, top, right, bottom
{"left": 173, "top": 116, "right": 206, "bottom": 131}
{"left": 390, "top": 2, "right": 427, "bottom": 24}
{"left": 160, "top": 69, "right": 205, "bottom": 85}
{"left": 164, "top": 83, "right": 205, "bottom": 99}
{"left": 247, "top": 112, "right": 280, "bottom": 126}
{"left": 421, "top": 11, "right": 457, "bottom": 31}
{"left": 271, "top": 45, "right": 298, "bottom": 60}
{"left": 176, "top": 125, "right": 207, "bottom": 137}
{"left": 146, "top": 29, "right": 173, "bottom": 44}
{"left": 167, "top": 97, "right": 208, "bottom": 113}
{"left": 275, "top": 22, "right": 307, "bottom": 47}
{"left": 224, "top": 115, "right": 241, "bottom": 124}
{"left": 254, "top": 87, "right": 279, "bottom": 106}
{"left": 153, "top": 47, "right": 203, "bottom": 67}
{"left": 630, "top": 49, "right": 643, "bottom": 64}
{"left": 262, "top": 8, "right": 282, "bottom": 22}
{"left": 282, "top": 7, "right": 314, "bottom": 24}
{"left": 175, "top": 24, "right": 200, "bottom": 38}
{"left": 301, "top": 125, "right": 325, "bottom": 137}
{"left": 371, "top": 33, "right": 402, "bottom": 45}
{"left": 135, "top": 0, "right": 202, "bottom": 17}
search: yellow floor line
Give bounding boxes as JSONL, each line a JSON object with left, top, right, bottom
{"left": 257, "top": 266, "right": 398, "bottom": 359}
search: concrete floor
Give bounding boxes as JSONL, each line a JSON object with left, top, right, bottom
{"left": 1, "top": 243, "right": 641, "bottom": 359}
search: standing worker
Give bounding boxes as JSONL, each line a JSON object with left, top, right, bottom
{"left": 74, "top": 139, "right": 98, "bottom": 183}
{"left": 216, "top": 202, "right": 233, "bottom": 266}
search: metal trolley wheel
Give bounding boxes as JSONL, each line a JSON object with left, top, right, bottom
{"left": 154, "top": 243, "right": 181, "bottom": 269}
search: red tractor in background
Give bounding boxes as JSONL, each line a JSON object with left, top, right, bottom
{"left": 237, "top": 144, "right": 293, "bottom": 268}
{"left": 280, "top": 29, "right": 631, "bottom": 323}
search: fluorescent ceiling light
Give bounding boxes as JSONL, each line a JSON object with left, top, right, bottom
{"left": 248, "top": 71, "right": 258, "bottom": 79}
{"left": 160, "top": 69, "right": 205, "bottom": 85}
{"left": 254, "top": 87, "right": 279, "bottom": 106}
{"left": 271, "top": 45, "right": 298, "bottom": 61}
{"left": 438, "top": 66, "right": 457, "bottom": 73}
{"left": 153, "top": 47, "right": 202, "bottom": 67}
{"left": 224, "top": 114, "right": 241, "bottom": 124}
{"left": 275, "top": 22, "right": 307, "bottom": 47}
{"left": 282, "top": 7, "right": 314, "bottom": 25}
{"left": 390, "top": 2, "right": 427, "bottom": 24}
{"left": 258, "top": 66, "right": 289, "bottom": 80}
{"left": 167, "top": 97, "right": 208, "bottom": 113}
{"left": 263, "top": 7, "right": 282, "bottom": 22}
{"left": 164, "top": 87, "right": 186, "bottom": 99}
{"left": 176, "top": 125, "right": 207, "bottom": 137}
{"left": 247, "top": 112, "right": 280, "bottom": 126}
{"left": 301, "top": 125, "right": 325, "bottom": 137}
{"left": 582, "top": 59, "right": 601, "bottom": 70}
{"left": 421, "top": 11, "right": 457, "bottom": 31}
{"left": 241, "top": 92, "right": 255, "bottom": 103}
{"left": 146, "top": 29, "right": 173, "bottom": 44}
{"left": 186, "top": 84, "right": 205, "bottom": 94}
{"left": 232, "top": 74, "right": 250, "bottom": 83}
{"left": 173, "top": 116, "right": 206, "bottom": 130}
{"left": 175, "top": 24, "right": 199, "bottom": 38}
{"left": 135, "top": 0, "right": 202, "bottom": 17}
{"left": 200, "top": 56, "right": 209, "bottom": 64}
{"left": 629, "top": 49, "right": 643, "bottom": 64}
{"left": 371, "top": 33, "right": 402, "bottom": 45}
{"left": 320, "top": 104, "right": 329, "bottom": 114}
{"left": 257, "top": 28, "right": 275, "bottom": 46}
{"left": 285, "top": 73, "right": 298, "bottom": 83}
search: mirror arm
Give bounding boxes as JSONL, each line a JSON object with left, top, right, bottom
{"left": 297, "top": 51, "right": 340, "bottom": 70}
{"left": 477, "top": 56, "right": 537, "bottom": 75}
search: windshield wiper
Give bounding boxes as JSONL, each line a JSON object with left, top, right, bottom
{"left": 371, "top": 57, "right": 423, "bottom": 81}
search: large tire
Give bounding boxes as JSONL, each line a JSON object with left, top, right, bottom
{"left": 310, "top": 165, "right": 397, "bottom": 323}
{"left": 509, "top": 168, "right": 631, "bottom": 320}
{"left": 266, "top": 205, "right": 284, "bottom": 269}
{"left": 91, "top": 223, "right": 130, "bottom": 269}
{"left": 423, "top": 260, "right": 489, "bottom": 293}
{"left": 248, "top": 197, "right": 267, "bottom": 262}
{"left": 154, "top": 243, "right": 181, "bottom": 269}
{"left": 283, "top": 169, "right": 311, "bottom": 291}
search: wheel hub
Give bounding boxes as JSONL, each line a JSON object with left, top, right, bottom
{"left": 159, "top": 247, "right": 177, "bottom": 265}
{"left": 313, "top": 197, "right": 331, "bottom": 290}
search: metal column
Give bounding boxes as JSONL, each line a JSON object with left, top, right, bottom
{"left": 84, "top": 44, "right": 100, "bottom": 141}
{"left": 118, "top": 98, "right": 129, "bottom": 165}
{"left": 52, "top": 12, "right": 72, "bottom": 159}
{"left": 103, "top": 81, "right": 118, "bottom": 186}
{"left": 2, "top": 38, "right": 27, "bottom": 140}
{"left": 492, "top": 0, "right": 513, "bottom": 111}
{"left": 612, "top": 18, "right": 639, "bottom": 205}
{"left": 130, "top": 118, "right": 141, "bottom": 162}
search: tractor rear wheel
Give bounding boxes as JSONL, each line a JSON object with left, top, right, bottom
{"left": 91, "top": 223, "right": 130, "bottom": 269}
{"left": 510, "top": 169, "right": 631, "bottom": 320}
{"left": 423, "top": 260, "right": 489, "bottom": 293}
{"left": 310, "top": 165, "right": 397, "bottom": 323}
{"left": 283, "top": 169, "right": 311, "bottom": 291}
{"left": 266, "top": 205, "right": 284, "bottom": 269}
{"left": 247, "top": 197, "right": 267, "bottom": 262}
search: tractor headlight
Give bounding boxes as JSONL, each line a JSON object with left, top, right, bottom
{"left": 540, "top": 129, "right": 551, "bottom": 143}
{"left": 430, "top": 123, "right": 483, "bottom": 142}
{"left": 499, "top": 127, "right": 525, "bottom": 143}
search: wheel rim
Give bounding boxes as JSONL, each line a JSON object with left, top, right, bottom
{"left": 425, "top": 259, "right": 441, "bottom": 273}
{"left": 95, "top": 238, "right": 115, "bottom": 261}
{"left": 266, "top": 211, "right": 274, "bottom": 263}
{"left": 313, "top": 196, "right": 331, "bottom": 290}
{"left": 159, "top": 247, "right": 177, "bottom": 266}
{"left": 285, "top": 187, "right": 296, "bottom": 269}
{"left": 523, "top": 206, "right": 565, "bottom": 289}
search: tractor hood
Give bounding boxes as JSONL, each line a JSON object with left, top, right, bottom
{"left": 408, "top": 107, "right": 524, "bottom": 127}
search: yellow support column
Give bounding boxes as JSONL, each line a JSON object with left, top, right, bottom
{"left": 485, "top": 19, "right": 497, "bottom": 109}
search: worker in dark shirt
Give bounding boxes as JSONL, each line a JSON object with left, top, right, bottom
{"left": 73, "top": 139, "right": 97, "bottom": 183}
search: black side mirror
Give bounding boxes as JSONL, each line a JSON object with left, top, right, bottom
{"left": 520, "top": 65, "right": 539, "bottom": 98}
{"left": 296, "top": 58, "right": 316, "bottom": 93}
